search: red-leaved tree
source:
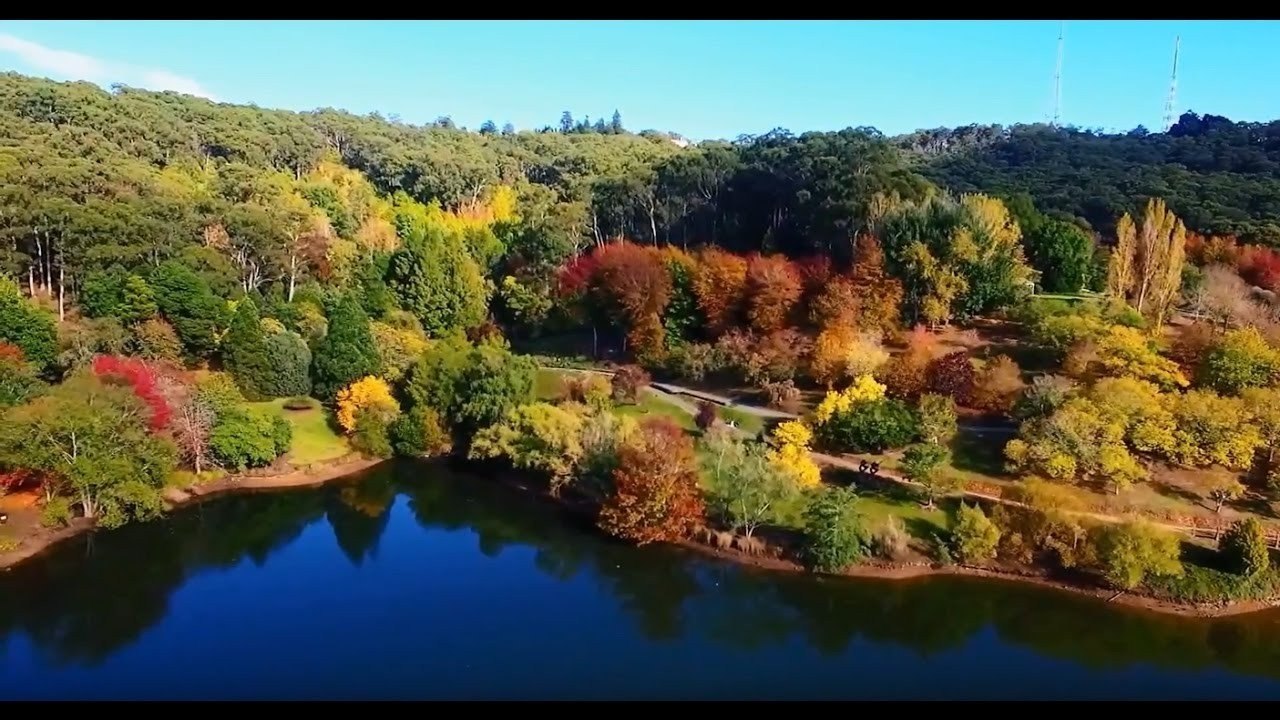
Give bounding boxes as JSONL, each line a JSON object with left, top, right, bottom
{"left": 91, "top": 355, "right": 172, "bottom": 431}
{"left": 925, "top": 350, "right": 978, "bottom": 407}
{"left": 598, "top": 417, "right": 705, "bottom": 545}
{"left": 590, "top": 241, "right": 672, "bottom": 363}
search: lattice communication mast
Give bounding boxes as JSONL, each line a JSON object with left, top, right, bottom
{"left": 1162, "top": 35, "right": 1181, "bottom": 132}
{"left": 1051, "top": 21, "right": 1064, "bottom": 127}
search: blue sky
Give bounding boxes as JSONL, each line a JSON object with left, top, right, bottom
{"left": 1, "top": 20, "right": 1277, "bottom": 140}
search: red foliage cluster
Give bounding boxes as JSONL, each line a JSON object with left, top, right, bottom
{"left": 1187, "top": 232, "right": 1280, "bottom": 293}
{"left": 924, "top": 350, "right": 977, "bottom": 406}
{"left": 0, "top": 342, "right": 25, "bottom": 364}
{"left": 0, "top": 468, "right": 43, "bottom": 494}
{"left": 555, "top": 253, "right": 599, "bottom": 300}
{"left": 598, "top": 417, "right": 705, "bottom": 545}
{"left": 91, "top": 355, "right": 172, "bottom": 431}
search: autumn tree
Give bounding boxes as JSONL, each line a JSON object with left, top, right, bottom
{"left": 590, "top": 241, "right": 672, "bottom": 363}
{"left": 598, "top": 417, "right": 705, "bottom": 545}
{"left": 971, "top": 355, "right": 1026, "bottom": 414}
{"left": 744, "top": 253, "right": 802, "bottom": 333}
{"left": 1197, "top": 326, "right": 1280, "bottom": 395}
{"left": 808, "top": 275, "right": 858, "bottom": 330}
{"left": 917, "top": 393, "right": 958, "bottom": 445}
{"left": 849, "top": 235, "right": 904, "bottom": 334}
{"left": 692, "top": 247, "right": 748, "bottom": 336}
{"left": 1106, "top": 198, "right": 1187, "bottom": 328}
{"left": 925, "top": 350, "right": 977, "bottom": 406}
{"left": 1208, "top": 477, "right": 1245, "bottom": 514}
{"left": 158, "top": 373, "right": 215, "bottom": 475}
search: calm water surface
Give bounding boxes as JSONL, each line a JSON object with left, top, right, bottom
{"left": 4, "top": 460, "right": 1280, "bottom": 700}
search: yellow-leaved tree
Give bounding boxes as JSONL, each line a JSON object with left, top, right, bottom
{"left": 765, "top": 420, "right": 822, "bottom": 488}
{"left": 336, "top": 376, "right": 400, "bottom": 434}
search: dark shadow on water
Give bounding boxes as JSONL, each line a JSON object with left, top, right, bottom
{"left": 5, "top": 459, "right": 1280, "bottom": 694}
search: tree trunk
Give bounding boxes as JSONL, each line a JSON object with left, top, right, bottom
{"left": 57, "top": 263, "right": 65, "bottom": 322}
{"left": 27, "top": 265, "right": 34, "bottom": 298}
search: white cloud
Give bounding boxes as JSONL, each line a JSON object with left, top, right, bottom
{"left": 0, "top": 32, "right": 216, "bottom": 101}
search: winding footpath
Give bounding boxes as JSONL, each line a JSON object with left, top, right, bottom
{"left": 549, "top": 366, "right": 1213, "bottom": 540}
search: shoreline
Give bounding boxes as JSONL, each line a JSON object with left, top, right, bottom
{"left": 0, "top": 454, "right": 386, "bottom": 572}
{"left": 490, "top": 470, "right": 1280, "bottom": 619}
{"left": 4, "top": 455, "right": 1278, "bottom": 618}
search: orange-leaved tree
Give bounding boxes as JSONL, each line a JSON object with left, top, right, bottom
{"left": 336, "top": 376, "right": 400, "bottom": 434}
{"left": 744, "top": 253, "right": 802, "bottom": 333}
{"left": 692, "top": 247, "right": 748, "bottom": 337}
{"left": 589, "top": 240, "right": 672, "bottom": 363}
{"left": 598, "top": 417, "right": 705, "bottom": 545}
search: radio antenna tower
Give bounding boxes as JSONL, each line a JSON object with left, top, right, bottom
{"left": 1051, "top": 21, "right": 1064, "bottom": 127}
{"left": 1162, "top": 35, "right": 1181, "bottom": 132}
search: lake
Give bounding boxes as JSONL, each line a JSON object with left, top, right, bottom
{"left": 4, "top": 460, "right": 1280, "bottom": 700}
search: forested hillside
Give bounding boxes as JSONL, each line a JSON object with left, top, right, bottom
{"left": 903, "top": 116, "right": 1280, "bottom": 244}
{"left": 3, "top": 71, "right": 1280, "bottom": 305}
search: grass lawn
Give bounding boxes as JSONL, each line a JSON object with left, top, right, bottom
{"left": 247, "top": 398, "right": 350, "bottom": 467}
{"left": 534, "top": 367, "right": 572, "bottom": 400}
{"left": 717, "top": 406, "right": 766, "bottom": 436}
{"left": 614, "top": 392, "right": 697, "bottom": 431}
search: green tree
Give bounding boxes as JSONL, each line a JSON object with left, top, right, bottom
{"left": 0, "top": 349, "right": 44, "bottom": 408}
{"left": 1220, "top": 517, "right": 1270, "bottom": 577}
{"left": 79, "top": 267, "right": 127, "bottom": 319}
{"left": 150, "top": 260, "right": 224, "bottom": 360}
{"left": 222, "top": 298, "right": 273, "bottom": 399}
{"left": 902, "top": 442, "right": 957, "bottom": 509}
{"left": 816, "top": 398, "right": 919, "bottom": 453}
{"left": 311, "top": 293, "right": 379, "bottom": 402}
{"left": 117, "top": 274, "right": 158, "bottom": 325}
{"left": 701, "top": 429, "right": 799, "bottom": 539}
{"left": 260, "top": 330, "right": 312, "bottom": 398}
{"left": 1025, "top": 219, "right": 1097, "bottom": 293}
{"left": 1095, "top": 520, "right": 1183, "bottom": 590}
{"left": 387, "top": 224, "right": 489, "bottom": 336}
{"left": 916, "top": 393, "right": 957, "bottom": 445}
{"left": 0, "top": 372, "right": 177, "bottom": 527}
{"left": 951, "top": 503, "right": 1001, "bottom": 563}
{"left": 802, "top": 486, "right": 867, "bottom": 573}
{"left": 403, "top": 336, "right": 535, "bottom": 441}
{"left": 389, "top": 405, "right": 452, "bottom": 458}
{"left": 208, "top": 406, "right": 292, "bottom": 471}
{"left": 0, "top": 277, "right": 57, "bottom": 372}
{"left": 469, "top": 402, "right": 585, "bottom": 495}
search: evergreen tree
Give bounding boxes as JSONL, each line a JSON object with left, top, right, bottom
{"left": 223, "top": 298, "right": 272, "bottom": 400}
{"left": 118, "top": 274, "right": 158, "bottom": 325}
{"left": 609, "top": 109, "right": 623, "bottom": 134}
{"left": 311, "top": 293, "right": 379, "bottom": 402}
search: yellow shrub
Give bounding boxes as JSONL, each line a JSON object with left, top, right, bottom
{"left": 336, "top": 376, "right": 400, "bottom": 434}
{"left": 813, "top": 374, "right": 886, "bottom": 425}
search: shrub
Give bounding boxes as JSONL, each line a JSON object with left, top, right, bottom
{"left": 41, "top": 497, "right": 73, "bottom": 528}
{"left": 802, "top": 486, "right": 867, "bottom": 573}
{"left": 872, "top": 515, "right": 910, "bottom": 561}
{"left": 335, "top": 376, "right": 400, "bottom": 434}
{"left": 611, "top": 364, "right": 650, "bottom": 405}
{"left": 1198, "top": 326, "right": 1280, "bottom": 395}
{"left": 816, "top": 398, "right": 918, "bottom": 453}
{"left": 952, "top": 503, "right": 1001, "bottom": 564}
{"left": 762, "top": 379, "right": 801, "bottom": 413}
{"left": 390, "top": 405, "right": 453, "bottom": 458}
{"left": 1094, "top": 520, "right": 1183, "bottom": 590}
{"left": 560, "top": 373, "right": 612, "bottom": 410}
{"left": 1221, "top": 517, "right": 1271, "bottom": 577}
{"left": 351, "top": 412, "right": 394, "bottom": 459}
{"left": 925, "top": 351, "right": 977, "bottom": 405}
{"left": 209, "top": 408, "right": 289, "bottom": 471}
{"left": 283, "top": 396, "right": 316, "bottom": 411}
{"left": 260, "top": 330, "right": 312, "bottom": 398}
{"left": 695, "top": 400, "right": 718, "bottom": 431}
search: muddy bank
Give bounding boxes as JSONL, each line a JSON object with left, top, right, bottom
{"left": 0, "top": 454, "right": 386, "bottom": 572}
